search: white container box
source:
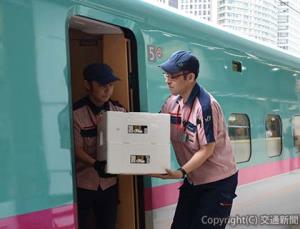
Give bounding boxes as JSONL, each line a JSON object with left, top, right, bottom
{"left": 97, "top": 111, "right": 170, "bottom": 174}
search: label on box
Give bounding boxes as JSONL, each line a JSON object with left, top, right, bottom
{"left": 128, "top": 125, "right": 148, "bottom": 134}
{"left": 130, "top": 155, "right": 150, "bottom": 164}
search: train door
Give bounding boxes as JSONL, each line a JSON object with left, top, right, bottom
{"left": 68, "top": 16, "right": 142, "bottom": 229}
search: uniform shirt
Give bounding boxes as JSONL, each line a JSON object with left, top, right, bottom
{"left": 161, "top": 83, "right": 237, "bottom": 185}
{"left": 73, "top": 96, "right": 126, "bottom": 190}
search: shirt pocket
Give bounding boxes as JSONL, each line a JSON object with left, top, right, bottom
{"left": 80, "top": 127, "right": 97, "bottom": 148}
{"left": 170, "top": 124, "right": 182, "bottom": 143}
{"left": 185, "top": 121, "right": 199, "bottom": 149}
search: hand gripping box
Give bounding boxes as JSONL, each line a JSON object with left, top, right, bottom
{"left": 97, "top": 111, "right": 170, "bottom": 174}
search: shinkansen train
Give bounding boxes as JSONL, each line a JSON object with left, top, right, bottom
{"left": 1, "top": 0, "right": 300, "bottom": 228}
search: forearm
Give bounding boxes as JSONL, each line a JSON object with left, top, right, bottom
{"left": 75, "top": 147, "right": 96, "bottom": 166}
{"left": 75, "top": 147, "right": 114, "bottom": 177}
{"left": 181, "top": 142, "right": 215, "bottom": 174}
{"left": 152, "top": 142, "right": 216, "bottom": 180}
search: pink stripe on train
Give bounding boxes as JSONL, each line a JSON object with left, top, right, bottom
{"left": 0, "top": 204, "right": 77, "bottom": 229}
{"left": 144, "top": 157, "right": 300, "bottom": 211}
{"left": 238, "top": 157, "right": 300, "bottom": 185}
{"left": 144, "top": 182, "right": 182, "bottom": 211}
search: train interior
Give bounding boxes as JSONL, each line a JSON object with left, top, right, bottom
{"left": 68, "top": 16, "right": 142, "bottom": 229}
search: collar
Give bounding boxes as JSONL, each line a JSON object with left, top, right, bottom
{"left": 186, "top": 83, "right": 200, "bottom": 106}
{"left": 177, "top": 83, "right": 200, "bottom": 107}
{"left": 86, "top": 96, "right": 110, "bottom": 115}
{"left": 175, "top": 95, "right": 182, "bottom": 104}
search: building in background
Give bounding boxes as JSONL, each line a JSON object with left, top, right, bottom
{"left": 217, "top": 0, "right": 278, "bottom": 46}
{"left": 163, "top": 0, "right": 278, "bottom": 45}
{"left": 154, "top": 0, "right": 169, "bottom": 5}
{"left": 169, "top": 0, "right": 178, "bottom": 8}
{"left": 177, "top": 0, "right": 213, "bottom": 22}
{"left": 277, "top": 0, "right": 300, "bottom": 55}
{"left": 151, "top": 0, "right": 300, "bottom": 55}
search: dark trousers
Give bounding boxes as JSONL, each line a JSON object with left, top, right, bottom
{"left": 171, "top": 172, "right": 238, "bottom": 229}
{"left": 77, "top": 185, "right": 118, "bottom": 229}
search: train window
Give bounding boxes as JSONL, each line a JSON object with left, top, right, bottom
{"left": 232, "top": 61, "right": 242, "bottom": 72}
{"left": 265, "top": 115, "right": 282, "bottom": 157}
{"left": 292, "top": 116, "right": 300, "bottom": 153}
{"left": 228, "top": 113, "right": 251, "bottom": 163}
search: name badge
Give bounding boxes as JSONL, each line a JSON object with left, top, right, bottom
{"left": 178, "top": 132, "right": 188, "bottom": 142}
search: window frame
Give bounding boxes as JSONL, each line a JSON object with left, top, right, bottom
{"left": 292, "top": 115, "right": 300, "bottom": 153}
{"left": 265, "top": 114, "right": 283, "bottom": 157}
{"left": 228, "top": 113, "right": 252, "bottom": 163}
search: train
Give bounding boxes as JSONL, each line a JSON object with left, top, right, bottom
{"left": 0, "top": 0, "right": 300, "bottom": 228}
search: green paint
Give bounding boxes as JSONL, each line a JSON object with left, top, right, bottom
{"left": 0, "top": 0, "right": 300, "bottom": 217}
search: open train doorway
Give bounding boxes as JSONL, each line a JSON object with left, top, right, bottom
{"left": 68, "top": 16, "right": 142, "bottom": 229}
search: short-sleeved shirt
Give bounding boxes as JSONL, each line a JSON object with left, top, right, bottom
{"left": 73, "top": 96, "right": 126, "bottom": 191}
{"left": 161, "top": 83, "right": 237, "bottom": 185}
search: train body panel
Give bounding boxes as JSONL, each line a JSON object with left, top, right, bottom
{"left": 0, "top": 0, "right": 300, "bottom": 228}
{"left": 0, "top": 0, "right": 75, "bottom": 222}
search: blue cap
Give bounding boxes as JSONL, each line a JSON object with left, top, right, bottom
{"left": 159, "top": 50, "right": 199, "bottom": 76}
{"left": 83, "top": 63, "right": 119, "bottom": 85}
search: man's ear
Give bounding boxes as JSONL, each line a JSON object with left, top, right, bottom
{"left": 187, "top": 73, "right": 196, "bottom": 81}
{"left": 84, "top": 80, "right": 91, "bottom": 91}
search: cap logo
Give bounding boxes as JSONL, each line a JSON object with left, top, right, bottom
{"left": 177, "top": 62, "right": 184, "bottom": 68}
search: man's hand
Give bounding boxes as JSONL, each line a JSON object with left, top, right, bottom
{"left": 93, "top": 160, "right": 117, "bottom": 178}
{"left": 150, "top": 169, "right": 183, "bottom": 179}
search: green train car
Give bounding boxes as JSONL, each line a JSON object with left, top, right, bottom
{"left": 1, "top": 0, "right": 300, "bottom": 228}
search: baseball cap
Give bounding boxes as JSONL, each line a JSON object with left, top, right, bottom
{"left": 159, "top": 50, "right": 199, "bottom": 76}
{"left": 83, "top": 63, "right": 119, "bottom": 85}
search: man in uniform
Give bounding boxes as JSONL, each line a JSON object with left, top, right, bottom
{"left": 158, "top": 50, "right": 238, "bottom": 229}
{"left": 73, "top": 63, "right": 126, "bottom": 229}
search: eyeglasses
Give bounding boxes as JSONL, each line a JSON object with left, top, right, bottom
{"left": 163, "top": 71, "right": 189, "bottom": 80}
